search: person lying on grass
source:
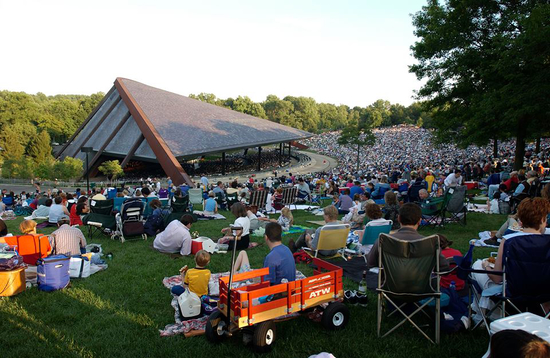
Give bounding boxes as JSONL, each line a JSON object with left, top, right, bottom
{"left": 232, "top": 222, "right": 296, "bottom": 285}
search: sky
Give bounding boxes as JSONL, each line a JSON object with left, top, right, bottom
{"left": 0, "top": 0, "right": 428, "bottom": 107}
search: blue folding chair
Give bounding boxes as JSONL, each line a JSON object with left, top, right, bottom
{"left": 361, "top": 221, "right": 392, "bottom": 246}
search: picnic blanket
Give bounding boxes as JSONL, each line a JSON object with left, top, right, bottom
{"left": 468, "top": 203, "right": 488, "bottom": 213}
{"left": 160, "top": 270, "right": 307, "bottom": 337}
{"left": 326, "top": 257, "right": 377, "bottom": 291}
{"left": 192, "top": 211, "right": 227, "bottom": 220}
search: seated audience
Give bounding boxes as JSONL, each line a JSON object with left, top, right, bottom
{"left": 153, "top": 214, "right": 194, "bottom": 256}
{"left": 48, "top": 197, "right": 70, "bottom": 226}
{"left": 289, "top": 205, "right": 340, "bottom": 256}
{"left": 489, "top": 329, "right": 550, "bottom": 358}
{"left": 383, "top": 191, "right": 400, "bottom": 230}
{"left": 203, "top": 191, "right": 218, "bottom": 215}
{"left": 49, "top": 216, "right": 87, "bottom": 256}
{"left": 220, "top": 202, "right": 250, "bottom": 250}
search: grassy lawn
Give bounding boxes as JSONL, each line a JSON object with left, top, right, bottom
{"left": 0, "top": 207, "right": 505, "bottom": 358}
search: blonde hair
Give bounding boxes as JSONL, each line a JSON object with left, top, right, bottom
{"left": 20, "top": 219, "right": 37, "bottom": 234}
{"left": 195, "top": 250, "right": 211, "bottom": 267}
{"left": 281, "top": 207, "right": 294, "bottom": 226}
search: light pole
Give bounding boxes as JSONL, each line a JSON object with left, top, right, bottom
{"left": 81, "top": 147, "right": 93, "bottom": 195}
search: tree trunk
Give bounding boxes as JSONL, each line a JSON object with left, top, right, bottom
{"left": 536, "top": 137, "right": 541, "bottom": 154}
{"left": 514, "top": 120, "right": 527, "bottom": 171}
{"left": 493, "top": 138, "right": 498, "bottom": 158}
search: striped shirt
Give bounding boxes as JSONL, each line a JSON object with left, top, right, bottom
{"left": 49, "top": 224, "right": 87, "bottom": 256}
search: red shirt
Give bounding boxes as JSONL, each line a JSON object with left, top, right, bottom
{"left": 70, "top": 204, "right": 83, "bottom": 226}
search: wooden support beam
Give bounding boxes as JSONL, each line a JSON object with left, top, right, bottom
{"left": 120, "top": 134, "right": 145, "bottom": 168}
{"left": 114, "top": 78, "right": 193, "bottom": 186}
{"left": 69, "top": 95, "right": 123, "bottom": 158}
{"left": 56, "top": 86, "right": 116, "bottom": 159}
{"left": 85, "top": 111, "right": 132, "bottom": 176}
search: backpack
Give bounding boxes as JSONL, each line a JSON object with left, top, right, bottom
{"left": 144, "top": 208, "right": 169, "bottom": 236}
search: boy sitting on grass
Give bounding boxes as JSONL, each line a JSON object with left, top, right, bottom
{"left": 171, "top": 250, "right": 211, "bottom": 297}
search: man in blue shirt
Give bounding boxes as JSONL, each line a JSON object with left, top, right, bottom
{"left": 263, "top": 222, "right": 296, "bottom": 284}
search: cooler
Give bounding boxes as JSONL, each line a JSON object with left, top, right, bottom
{"left": 0, "top": 266, "right": 26, "bottom": 297}
{"left": 464, "top": 181, "right": 478, "bottom": 190}
{"left": 482, "top": 313, "right": 550, "bottom": 358}
{"left": 191, "top": 237, "right": 216, "bottom": 254}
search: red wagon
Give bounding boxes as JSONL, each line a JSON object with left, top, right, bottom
{"left": 206, "top": 257, "right": 348, "bottom": 352}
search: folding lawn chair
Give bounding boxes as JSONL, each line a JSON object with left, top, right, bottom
{"left": 226, "top": 192, "right": 239, "bottom": 208}
{"left": 420, "top": 195, "right": 447, "bottom": 228}
{"left": 377, "top": 233, "right": 444, "bottom": 344}
{"left": 188, "top": 188, "right": 204, "bottom": 205}
{"left": 361, "top": 221, "right": 392, "bottom": 246}
{"left": 249, "top": 190, "right": 268, "bottom": 211}
{"left": 282, "top": 186, "right": 298, "bottom": 210}
{"left": 305, "top": 223, "right": 350, "bottom": 260}
{"left": 83, "top": 199, "right": 115, "bottom": 240}
{"left": 164, "top": 196, "right": 190, "bottom": 226}
{"left": 441, "top": 186, "right": 467, "bottom": 226}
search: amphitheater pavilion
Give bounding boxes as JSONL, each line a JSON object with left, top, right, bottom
{"left": 56, "top": 78, "right": 312, "bottom": 186}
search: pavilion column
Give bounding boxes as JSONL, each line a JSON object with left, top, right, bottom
{"left": 222, "top": 152, "right": 226, "bottom": 175}
{"left": 257, "top": 146, "right": 262, "bottom": 172}
{"left": 279, "top": 143, "right": 283, "bottom": 166}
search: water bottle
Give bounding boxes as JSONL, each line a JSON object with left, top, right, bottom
{"left": 449, "top": 280, "right": 456, "bottom": 291}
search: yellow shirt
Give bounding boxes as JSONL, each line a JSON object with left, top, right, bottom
{"left": 184, "top": 267, "right": 211, "bottom": 297}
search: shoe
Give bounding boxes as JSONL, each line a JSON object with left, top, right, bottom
{"left": 356, "top": 292, "right": 368, "bottom": 307}
{"left": 344, "top": 290, "right": 358, "bottom": 305}
{"left": 288, "top": 239, "right": 296, "bottom": 253}
{"left": 484, "top": 237, "right": 500, "bottom": 246}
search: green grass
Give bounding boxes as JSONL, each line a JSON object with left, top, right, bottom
{"left": 0, "top": 208, "right": 505, "bottom": 358}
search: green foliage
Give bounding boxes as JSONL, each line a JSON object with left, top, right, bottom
{"left": 410, "top": 1, "right": 550, "bottom": 168}
{"left": 27, "top": 130, "right": 52, "bottom": 164}
{"left": 1, "top": 157, "right": 34, "bottom": 179}
{"left": 98, "top": 160, "right": 123, "bottom": 180}
{"left": 338, "top": 120, "right": 376, "bottom": 171}
{"left": 53, "top": 156, "right": 84, "bottom": 180}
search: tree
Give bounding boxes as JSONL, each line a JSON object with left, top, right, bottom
{"left": 232, "top": 96, "right": 267, "bottom": 118}
{"left": 98, "top": 160, "right": 124, "bottom": 181}
{"left": 410, "top": 0, "right": 550, "bottom": 169}
{"left": 338, "top": 121, "right": 376, "bottom": 172}
{"left": 27, "top": 130, "right": 52, "bottom": 164}
{"left": 53, "top": 156, "right": 83, "bottom": 180}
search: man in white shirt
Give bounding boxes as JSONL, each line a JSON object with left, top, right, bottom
{"left": 444, "top": 169, "right": 463, "bottom": 188}
{"left": 153, "top": 214, "right": 194, "bottom": 256}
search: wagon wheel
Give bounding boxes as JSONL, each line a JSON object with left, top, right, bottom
{"left": 205, "top": 311, "right": 226, "bottom": 343}
{"left": 321, "top": 302, "right": 349, "bottom": 330}
{"left": 252, "top": 321, "right": 276, "bottom": 353}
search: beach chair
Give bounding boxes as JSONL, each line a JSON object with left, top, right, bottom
{"left": 2, "top": 196, "right": 14, "bottom": 210}
{"left": 83, "top": 199, "right": 116, "bottom": 240}
{"left": 249, "top": 190, "right": 269, "bottom": 211}
{"left": 377, "top": 233, "right": 443, "bottom": 344}
{"left": 420, "top": 195, "right": 447, "bottom": 227}
{"left": 361, "top": 221, "right": 392, "bottom": 246}
{"left": 305, "top": 223, "right": 350, "bottom": 260}
{"left": 4, "top": 234, "right": 51, "bottom": 265}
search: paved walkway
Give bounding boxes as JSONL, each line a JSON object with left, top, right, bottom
{"left": 0, "top": 152, "right": 338, "bottom": 193}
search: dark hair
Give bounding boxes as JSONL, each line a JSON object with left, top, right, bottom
{"left": 490, "top": 329, "right": 550, "bottom": 358}
{"left": 0, "top": 219, "right": 7, "bottom": 236}
{"left": 454, "top": 169, "right": 462, "bottom": 174}
{"left": 398, "top": 203, "right": 422, "bottom": 225}
{"left": 439, "top": 234, "right": 453, "bottom": 249}
{"left": 366, "top": 203, "right": 382, "bottom": 220}
{"left": 141, "top": 187, "right": 151, "bottom": 196}
{"left": 76, "top": 202, "right": 87, "bottom": 215}
{"left": 180, "top": 214, "right": 194, "bottom": 226}
{"left": 149, "top": 199, "right": 162, "bottom": 209}
{"left": 54, "top": 196, "right": 62, "bottom": 204}
{"left": 230, "top": 202, "right": 247, "bottom": 218}
{"left": 493, "top": 192, "right": 501, "bottom": 200}
{"left": 77, "top": 196, "right": 88, "bottom": 204}
{"left": 45, "top": 199, "right": 53, "bottom": 207}
{"left": 499, "top": 184, "right": 507, "bottom": 191}
{"left": 265, "top": 222, "right": 282, "bottom": 243}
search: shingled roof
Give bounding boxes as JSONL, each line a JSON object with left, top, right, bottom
{"left": 57, "top": 78, "right": 312, "bottom": 185}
